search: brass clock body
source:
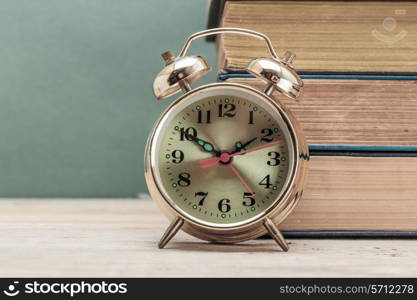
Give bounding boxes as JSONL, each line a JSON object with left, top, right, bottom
{"left": 145, "top": 28, "right": 309, "bottom": 251}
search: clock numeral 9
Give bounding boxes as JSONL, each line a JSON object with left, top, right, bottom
{"left": 195, "top": 191, "right": 208, "bottom": 206}
{"left": 258, "top": 175, "right": 272, "bottom": 189}
{"left": 218, "top": 103, "right": 236, "bottom": 118}
{"left": 171, "top": 150, "right": 184, "bottom": 164}
{"left": 260, "top": 128, "right": 274, "bottom": 142}
{"left": 242, "top": 192, "right": 256, "bottom": 206}
{"left": 267, "top": 151, "right": 280, "bottom": 166}
{"left": 218, "top": 198, "right": 231, "bottom": 213}
{"left": 177, "top": 172, "right": 191, "bottom": 187}
{"left": 179, "top": 127, "right": 197, "bottom": 141}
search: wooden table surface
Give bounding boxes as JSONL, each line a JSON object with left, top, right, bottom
{"left": 1, "top": 198, "right": 416, "bottom": 277}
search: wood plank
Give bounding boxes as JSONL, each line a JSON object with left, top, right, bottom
{"left": 0, "top": 199, "right": 417, "bottom": 277}
{"left": 219, "top": 1, "right": 417, "bottom": 72}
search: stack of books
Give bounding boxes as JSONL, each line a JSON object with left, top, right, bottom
{"left": 208, "top": 0, "right": 417, "bottom": 236}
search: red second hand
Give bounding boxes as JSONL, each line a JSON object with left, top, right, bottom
{"left": 227, "top": 164, "right": 255, "bottom": 194}
{"left": 231, "top": 140, "right": 283, "bottom": 157}
{"left": 199, "top": 140, "right": 283, "bottom": 169}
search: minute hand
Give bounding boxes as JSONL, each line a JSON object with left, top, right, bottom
{"left": 199, "top": 141, "right": 283, "bottom": 168}
{"left": 231, "top": 137, "right": 257, "bottom": 154}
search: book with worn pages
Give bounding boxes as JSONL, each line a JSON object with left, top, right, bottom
{"left": 208, "top": 0, "right": 417, "bottom": 236}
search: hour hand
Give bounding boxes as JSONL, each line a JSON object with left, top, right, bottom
{"left": 176, "top": 128, "right": 221, "bottom": 156}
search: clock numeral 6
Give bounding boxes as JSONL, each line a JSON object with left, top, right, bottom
{"left": 242, "top": 192, "right": 256, "bottom": 206}
{"left": 195, "top": 191, "right": 208, "bottom": 206}
{"left": 177, "top": 172, "right": 191, "bottom": 187}
{"left": 179, "top": 127, "right": 197, "bottom": 141}
{"left": 218, "top": 198, "right": 231, "bottom": 213}
{"left": 171, "top": 150, "right": 184, "bottom": 164}
{"left": 267, "top": 151, "right": 280, "bottom": 166}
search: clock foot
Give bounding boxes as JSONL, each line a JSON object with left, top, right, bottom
{"left": 158, "top": 217, "right": 184, "bottom": 249}
{"left": 264, "top": 218, "right": 289, "bottom": 252}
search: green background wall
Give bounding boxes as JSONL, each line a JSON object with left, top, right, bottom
{"left": 0, "top": 0, "right": 216, "bottom": 197}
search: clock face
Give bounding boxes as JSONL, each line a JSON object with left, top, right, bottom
{"left": 150, "top": 85, "right": 294, "bottom": 227}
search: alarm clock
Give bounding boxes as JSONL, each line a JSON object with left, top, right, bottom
{"left": 145, "top": 28, "right": 308, "bottom": 251}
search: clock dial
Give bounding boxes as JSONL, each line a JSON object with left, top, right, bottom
{"left": 152, "top": 87, "right": 294, "bottom": 227}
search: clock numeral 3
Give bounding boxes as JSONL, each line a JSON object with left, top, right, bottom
{"left": 177, "top": 172, "right": 191, "bottom": 187}
{"left": 195, "top": 191, "right": 208, "bottom": 206}
{"left": 218, "top": 103, "right": 236, "bottom": 118}
{"left": 267, "top": 151, "right": 280, "bottom": 166}
{"left": 171, "top": 150, "right": 184, "bottom": 164}
{"left": 242, "top": 192, "right": 256, "bottom": 206}
{"left": 218, "top": 198, "right": 231, "bottom": 213}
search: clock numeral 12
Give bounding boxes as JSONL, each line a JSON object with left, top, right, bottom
{"left": 218, "top": 103, "right": 236, "bottom": 118}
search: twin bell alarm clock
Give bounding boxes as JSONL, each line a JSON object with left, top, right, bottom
{"left": 145, "top": 28, "right": 308, "bottom": 251}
